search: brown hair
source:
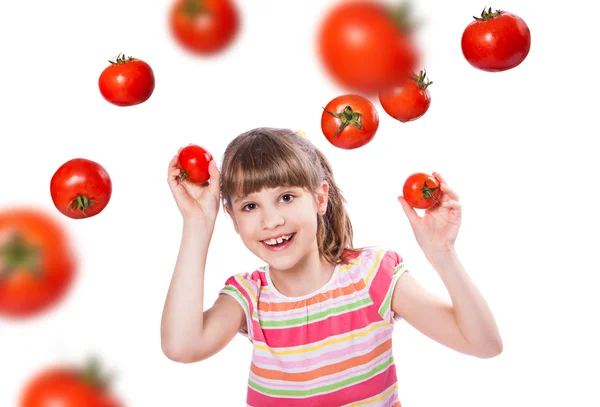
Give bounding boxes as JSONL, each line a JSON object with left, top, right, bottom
{"left": 220, "top": 127, "right": 362, "bottom": 265}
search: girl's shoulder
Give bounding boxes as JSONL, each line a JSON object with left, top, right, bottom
{"left": 222, "top": 266, "right": 267, "bottom": 295}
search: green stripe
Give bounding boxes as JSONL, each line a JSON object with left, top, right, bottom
{"left": 259, "top": 296, "right": 373, "bottom": 328}
{"left": 378, "top": 263, "right": 404, "bottom": 319}
{"left": 248, "top": 356, "right": 394, "bottom": 397}
{"left": 222, "top": 286, "right": 250, "bottom": 315}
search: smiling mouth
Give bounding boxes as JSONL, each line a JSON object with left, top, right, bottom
{"left": 261, "top": 233, "right": 296, "bottom": 248}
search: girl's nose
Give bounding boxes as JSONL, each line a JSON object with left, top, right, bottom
{"left": 261, "top": 212, "right": 285, "bottom": 230}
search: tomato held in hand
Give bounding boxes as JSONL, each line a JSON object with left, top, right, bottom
{"left": 50, "top": 159, "right": 112, "bottom": 219}
{"left": 321, "top": 94, "right": 379, "bottom": 150}
{"left": 98, "top": 53, "right": 155, "bottom": 106}
{"left": 169, "top": 0, "right": 239, "bottom": 55}
{"left": 461, "top": 7, "right": 531, "bottom": 72}
{"left": 379, "top": 70, "right": 432, "bottom": 123}
{"left": 177, "top": 144, "right": 214, "bottom": 184}
{"left": 403, "top": 173, "right": 442, "bottom": 209}
{"left": 318, "top": 1, "right": 419, "bottom": 94}
{"left": 0, "top": 208, "right": 76, "bottom": 318}
{"left": 20, "top": 358, "right": 122, "bottom": 407}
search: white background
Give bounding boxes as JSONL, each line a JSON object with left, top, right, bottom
{"left": 1, "top": 0, "right": 599, "bottom": 406}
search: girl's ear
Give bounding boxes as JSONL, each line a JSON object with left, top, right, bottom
{"left": 317, "top": 181, "right": 329, "bottom": 215}
{"left": 224, "top": 206, "right": 240, "bottom": 234}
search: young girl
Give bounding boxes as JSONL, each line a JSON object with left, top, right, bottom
{"left": 161, "top": 127, "right": 502, "bottom": 406}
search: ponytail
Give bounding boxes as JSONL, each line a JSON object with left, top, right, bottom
{"left": 314, "top": 149, "right": 362, "bottom": 264}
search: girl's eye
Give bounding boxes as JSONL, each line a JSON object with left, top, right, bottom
{"left": 242, "top": 194, "right": 294, "bottom": 211}
{"left": 242, "top": 203, "right": 257, "bottom": 212}
{"left": 281, "top": 194, "right": 295, "bottom": 203}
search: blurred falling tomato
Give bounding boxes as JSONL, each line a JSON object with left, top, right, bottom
{"left": 20, "top": 358, "right": 122, "bottom": 407}
{"left": 169, "top": 0, "right": 240, "bottom": 55}
{"left": 0, "top": 207, "right": 76, "bottom": 318}
{"left": 318, "top": 0, "right": 420, "bottom": 95}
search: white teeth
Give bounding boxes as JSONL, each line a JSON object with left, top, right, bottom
{"left": 263, "top": 234, "right": 293, "bottom": 245}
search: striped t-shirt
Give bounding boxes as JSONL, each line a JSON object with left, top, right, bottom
{"left": 219, "top": 246, "right": 408, "bottom": 407}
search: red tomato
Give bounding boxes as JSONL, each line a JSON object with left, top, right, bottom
{"left": 50, "top": 159, "right": 112, "bottom": 219}
{"left": 98, "top": 53, "right": 155, "bottom": 106}
{"left": 379, "top": 70, "right": 432, "bottom": 122}
{"left": 461, "top": 8, "right": 531, "bottom": 72}
{"left": 402, "top": 173, "right": 441, "bottom": 209}
{"left": 20, "top": 359, "right": 121, "bottom": 407}
{"left": 321, "top": 94, "right": 379, "bottom": 150}
{"left": 0, "top": 208, "right": 76, "bottom": 318}
{"left": 318, "top": 0, "right": 419, "bottom": 94}
{"left": 177, "top": 145, "right": 213, "bottom": 184}
{"left": 169, "top": 0, "right": 240, "bottom": 55}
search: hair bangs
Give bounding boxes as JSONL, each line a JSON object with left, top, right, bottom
{"left": 222, "top": 132, "right": 318, "bottom": 206}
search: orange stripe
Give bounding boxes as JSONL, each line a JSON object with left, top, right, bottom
{"left": 257, "top": 278, "right": 367, "bottom": 312}
{"left": 250, "top": 339, "right": 392, "bottom": 381}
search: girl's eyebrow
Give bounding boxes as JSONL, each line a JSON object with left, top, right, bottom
{"left": 233, "top": 187, "right": 299, "bottom": 204}
{"left": 233, "top": 195, "right": 248, "bottom": 204}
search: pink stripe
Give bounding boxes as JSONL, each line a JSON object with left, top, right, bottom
{"left": 258, "top": 292, "right": 370, "bottom": 320}
{"left": 224, "top": 275, "right": 255, "bottom": 314}
{"left": 247, "top": 366, "right": 398, "bottom": 407}
{"left": 249, "top": 350, "right": 393, "bottom": 390}
{"left": 252, "top": 304, "right": 386, "bottom": 347}
{"left": 253, "top": 327, "right": 393, "bottom": 369}
{"left": 368, "top": 250, "right": 402, "bottom": 305}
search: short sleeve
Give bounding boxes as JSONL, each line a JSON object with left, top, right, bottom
{"left": 218, "top": 272, "right": 259, "bottom": 342}
{"left": 362, "top": 247, "right": 409, "bottom": 324}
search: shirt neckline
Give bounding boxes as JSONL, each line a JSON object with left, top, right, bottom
{"left": 265, "top": 261, "right": 342, "bottom": 301}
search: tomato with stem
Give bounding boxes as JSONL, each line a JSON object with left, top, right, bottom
{"left": 321, "top": 94, "right": 379, "bottom": 150}
{"left": 318, "top": 0, "right": 420, "bottom": 94}
{"left": 177, "top": 145, "right": 214, "bottom": 184}
{"left": 402, "top": 173, "right": 442, "bottom": 209}
{"left": 50, "top": 159, "right": 112, "bottom": 219}
{"left": 0, "top": 208, "right": 76, "bottom": 318}
{"left": 169, "top": 0, "right": 240, "bottom": 55}
{"left": 379, "top": 70, "right": 433, "bottom": 122}
{"left": 20, "top": 357, "right": 122, "bottom": 407}
{"left": 98, "top": 53, "right": 155, "bottom": 106}
{"left": 461, "top": 7, "right": 531, "bottom": 72}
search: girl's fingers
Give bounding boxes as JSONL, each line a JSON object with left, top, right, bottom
{"left": 398, "top": 196, "right": 420, "bottom": 229}
{"left": 206, "top": 160, "right": 220, "bottom": 196}
{"left": 440, "top": 183, "right": 459, "bottom": 201}
{"left": 441, "top": 200, "right": 462, "bottom": 213}
{"left": 433, "top": 171, "right": 447, "bottom": 185}
{"left": 168, "top": 155, "right": 178, "bottom": 172}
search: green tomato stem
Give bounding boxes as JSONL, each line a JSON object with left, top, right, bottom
{"left": 413, "top": 69, "right": 433, "bottom": 90}
{"left": 80, "top": 356, "right": 115, "bottom": 390}
{"left": 68, "top": 195, "right": 96, "bottom": 217}
{"left": 178, "top": 169, "right": 189, "bottom": 182}
{"left": 109, "top": 53, "right": 134, "bottom": 65}
{"left": 182, "top": 0, "right": 206, "bottom": 16}
{"left": 323, "top": 105, "right": 364, "bottom": 139}
{"left": 422, "top": 181, "right": 441, "bottom": 205}
{"left": 0, "top": 232, "right": 42, "bottom": 279}
{"left": 473, "top": 7, "right": 503, "bottom": 21}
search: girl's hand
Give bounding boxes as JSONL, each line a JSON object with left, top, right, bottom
{"left": 398, "top": 171, "right": 461, "bottom": 257}
{"left": 167, "top": 148, "right": 220, "bottom": 227}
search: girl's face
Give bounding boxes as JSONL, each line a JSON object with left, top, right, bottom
{"left": 226, "top": 182, "right": 329, "bottom": 272}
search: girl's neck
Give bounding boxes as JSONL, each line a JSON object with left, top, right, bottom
{"left": 268, "top": 248, "right": 336, "bottom": 298}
